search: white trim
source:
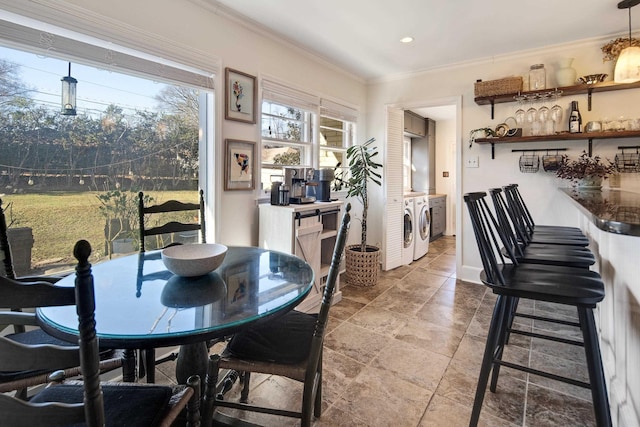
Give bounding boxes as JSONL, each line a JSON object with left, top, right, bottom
{"left": 0, "top": 0, "right": 220, "bottom": 79}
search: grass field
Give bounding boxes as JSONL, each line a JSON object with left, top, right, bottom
{"left": 1, "top": 190, "right": 198, "bottom": 273}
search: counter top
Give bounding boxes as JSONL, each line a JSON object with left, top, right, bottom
{"left": 560, "top": 188, "right": 640, "bottom": 236}
{"left": 428, "top": 194, "right": 446, "bottom": 199}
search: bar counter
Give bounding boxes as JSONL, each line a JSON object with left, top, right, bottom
{"left": 560, "top": 187, "right": 640, "bottom": 426}
{"left": 560, "top": 188, "right": 640, "bottom": 236}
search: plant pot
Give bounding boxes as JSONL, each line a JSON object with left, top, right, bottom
{"left": 345, "top": 244, "right": 380, "bottom": 287}
{"left": 575, "top": 176, "right": 603, "bottom": 189}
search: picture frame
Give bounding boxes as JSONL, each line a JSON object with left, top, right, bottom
{"left": 224, "top": 139, "right": 255, "bottom": 191}
{"left": 225, "top": 67, "right": 257, "bottom": 124}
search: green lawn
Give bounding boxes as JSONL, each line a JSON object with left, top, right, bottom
{"left": 2, "top": 191, "right": 198, "bottom": 273}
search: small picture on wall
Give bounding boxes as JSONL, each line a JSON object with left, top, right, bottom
{"left": 225, "top": 68, "right": 256, "bottom": 124}
{"left": 225, "top": 139, "right": 255, "bottom": 191}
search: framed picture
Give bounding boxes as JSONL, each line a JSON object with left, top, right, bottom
{"left": 225, "top": 67, "right": 257, "bottom": 124}
{"left": 224, "top": 139, "right": 255, "bottom": 191}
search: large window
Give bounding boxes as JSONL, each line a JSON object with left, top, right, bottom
{"left": 0, "top": 22, "right": 214, "bottom": 275}
{"left": 259, "top": 81, "right": 357, "bottom": 194}
{"left": 260, "top": 99, "right": 314, "bottom": 191}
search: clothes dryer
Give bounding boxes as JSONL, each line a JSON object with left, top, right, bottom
{"left": 402, "top": 196, "right": 415, "bottom": 265}
{"left": 413, "top": 195, "right": 430, "bottom": 260}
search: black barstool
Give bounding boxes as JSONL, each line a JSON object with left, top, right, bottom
{"left": 464, "top": 192, "right": 611, "bottom": 427}
{"left": 503, "top": 184, "right": 590, "bottom": 247}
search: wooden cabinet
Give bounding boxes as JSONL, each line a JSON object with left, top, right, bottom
{"left": 258, "top": 201, "right": 344, "bottom": 312}
{"left": 404, "top": 110, "right": 426, "bottom": 137}
{"left": 429, "top": 195, "right": 446, "bottom": 242}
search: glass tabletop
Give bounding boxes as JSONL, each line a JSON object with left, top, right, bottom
{"left": 37, "top": 246, "right": 314, "bottom": 348}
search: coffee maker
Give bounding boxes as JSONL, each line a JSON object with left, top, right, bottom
{"left": 283, "top": 167, "right": 316, "bottom": 204}
{"left": 307, "top": 168, "right": 334, "bottom": 202}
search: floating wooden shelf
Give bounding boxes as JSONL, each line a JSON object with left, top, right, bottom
{"left": 474, "top": 80, "right": 640, "bottom": 118}
{"left": 475, "top": 130, "right": 640, "bottom": 159}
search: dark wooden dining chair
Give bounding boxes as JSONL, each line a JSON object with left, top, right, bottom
{"left": 0, "top": 269, "right": 125, "bottom": 395}
{"left": 138, "top": 189, "right": 206, "bottom": 252}
{"left": 136, "top": 189, "right": 207, "bottom": 381}
{"left": 201, "top": 203, "right": 351, "bottom": 427}
{"left": 0, "top": 239, "right": 201, "bottom": 426}
{"left": 464, "top": 192, "right": 611, "bottom": 426}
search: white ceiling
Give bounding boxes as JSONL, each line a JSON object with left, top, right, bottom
{"left": 202, "top": 0, "right": 637, "bottom": 82}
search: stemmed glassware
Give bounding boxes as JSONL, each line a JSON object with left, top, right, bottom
{"left": 550, "top": 90, "right": 564, "bottom": 134}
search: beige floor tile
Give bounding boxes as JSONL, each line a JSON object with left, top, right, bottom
{"left": 324, "top": 321, "right": 390, "bottom": 364}
{"left": 395, "top": 317, "right": 465, "bottom": 358}
{"left": 525, "top": 383, "right": 596, "bottom": 426}
{"left": 333, "top": 365, "right": 432, "bottom": 427}
{"left": 369, "top": 338, "right": 451, "bottom": 391}
{"left": 419, "top": 394, "right": 517, "bottom": 427}
{"left": 346, "top": 305, "right": 411, "bottom": 336}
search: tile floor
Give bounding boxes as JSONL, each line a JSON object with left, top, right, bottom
{"left": 156, "top": 236, "right": 598, "bottom": 426}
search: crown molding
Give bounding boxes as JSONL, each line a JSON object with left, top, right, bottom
{"left": 0, "top": 0, "right": 220, "bottom": 74}
{"left": 188, "top": 0, "right": 365, "bottom": 84}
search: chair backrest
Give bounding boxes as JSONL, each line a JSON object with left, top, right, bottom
{"left": 305, "top": 203, "right": 350, "bottom": 374}
{"left": 503, "top": 184, "right": 536, "bottom": 240}
{"left": 488, "top": 188, "right": 526, "bottom": 258}
{"left": 0, "top": 240, "right": 105, "bottom": 426}
{"left": 0, "top": 198, "right": 16, "bottom": 280}
{"left": 464, "top": 192, "right": 520, "bottom": 286}
{"left": 138, "top": 190, "right": 206, "bottom": 252}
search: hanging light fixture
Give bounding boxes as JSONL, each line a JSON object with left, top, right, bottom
{"left": 614, "top": 0, "right": 640, "bottom": 83}
{"left": 61, "top": 62, "right": 77, "bottom": 115}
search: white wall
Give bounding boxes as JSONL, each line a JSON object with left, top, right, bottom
{"left": 366, "top": 39, "right": 640, "bottom": 283}
{"left": 8, "top": 0, "right": 367, "bottom": 247}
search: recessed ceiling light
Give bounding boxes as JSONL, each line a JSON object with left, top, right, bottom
{"left": 400, "top": 36, "right": 414, "bottom": 44}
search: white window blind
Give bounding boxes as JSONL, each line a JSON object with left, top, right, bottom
{"left": 0, "top": 18, "right": 215, "bottom": 89}
{"left": 262, "top": 79, "right": 319, "bottom": 111}
{"left": 320, "top": 99, "right": 358, "bottom": 123}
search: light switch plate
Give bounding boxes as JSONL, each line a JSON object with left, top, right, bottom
{"left": 466, "top": 156, "right": 479, "bottom": 168}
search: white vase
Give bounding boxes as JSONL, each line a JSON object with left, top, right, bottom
{"left": 556, "top": 58, "right": 577, "bottom": 87}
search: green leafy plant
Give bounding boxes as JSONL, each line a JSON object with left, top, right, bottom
{"left": 556, "top": 151, "right": 616, "bottom": 185}
{"left": 96, "top": 190, "right": 154, "bottom": 257}
{"left": 346, "top": 137, "right": 382, "bottom": 252}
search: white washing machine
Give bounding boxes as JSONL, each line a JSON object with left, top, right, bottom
{"left": 402, "top": 196, "right": 415, "bottom": 265}
{"left": 413, "top": 195, "right": 430, "bottom": 260}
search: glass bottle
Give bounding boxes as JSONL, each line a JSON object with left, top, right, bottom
{"left": 568, "top": 101, "right": 582, "bottom": 134}
{"left": 529, "top": 64, "right": 546, "bottom": 90}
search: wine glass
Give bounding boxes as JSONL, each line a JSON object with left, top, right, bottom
{"left": 526, "top": 107, "right": 538, "bottom": 136}
{"left": 515, "top": 108, "right": 525, "bottom": 130}
{"left": 551, "top": 104, "right": 563, "bottom": 133}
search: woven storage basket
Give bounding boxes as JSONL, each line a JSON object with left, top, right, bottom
{"left": 474, "top": 77, "right": 523, "bottom": 97}
{"left": 345, "top": 245, "right": 380, "bottom": 287}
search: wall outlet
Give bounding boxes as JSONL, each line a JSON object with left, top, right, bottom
{"left": 466, "top": 156, "right": 479, "bottom": 168}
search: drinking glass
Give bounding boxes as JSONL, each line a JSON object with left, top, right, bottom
{"left": 526, "top": 107, "right": 537, "bottom": 136}
{"left": 551, "top": 104, "right": 563, "bottom": 133}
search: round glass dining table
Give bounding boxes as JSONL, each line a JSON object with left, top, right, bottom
{"left": 37, "top": 246, "right": 314, "bottom": 384}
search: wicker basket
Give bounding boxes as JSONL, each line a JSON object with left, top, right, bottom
{"left": 345, "top": 245, "right": 380, "bottom": 287}
{"left": 474, "top": 77, "right": 523, "bottom": 97}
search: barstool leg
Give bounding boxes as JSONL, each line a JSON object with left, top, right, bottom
{"left": 578, "top": 306, "right": 612, "bottom": 427}
{"left": 469, "top": 295, "right": 508, "bottom": 426}
{"left": 490, "top": 296, "right": 516, "bottom": 392}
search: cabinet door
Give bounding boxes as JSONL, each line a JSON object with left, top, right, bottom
{"left": 294, "top": 220, "right": 323, "bottom": 295}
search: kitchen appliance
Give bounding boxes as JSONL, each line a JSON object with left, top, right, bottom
{"left": 402, "top": 196, "right": 415, "bottom": 266}
{"left": 307, "top": 168, "right": 334, "bottom": 202}
{"left": 284, "top": 167, "right": 316, "bottom": 204}
{"left": 413, "top": 195, "right": 430, "bottom": 260}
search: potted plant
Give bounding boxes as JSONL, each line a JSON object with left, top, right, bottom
{"left": 344, "top": 137, "right": 383, "bottom": 287}
{"left": 556, "top": 151, "right": 616, "bottom": 188}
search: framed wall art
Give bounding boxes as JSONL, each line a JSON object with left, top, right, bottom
{"left": 224, "top": 139, "right": 255, "bottom": 191}
{"left": 225, "top": 67, "right": 257, "bottom": 124}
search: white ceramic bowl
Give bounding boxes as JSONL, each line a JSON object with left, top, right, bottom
{"left": 161, "top": 243, "right": 228, "bottom": 277}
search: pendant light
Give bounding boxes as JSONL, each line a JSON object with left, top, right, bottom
{"left": 61, "top": 62, "right": 77, "bottom": 115}
{"left": 614, "top": 0, "right": 640, "bottom": 84}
